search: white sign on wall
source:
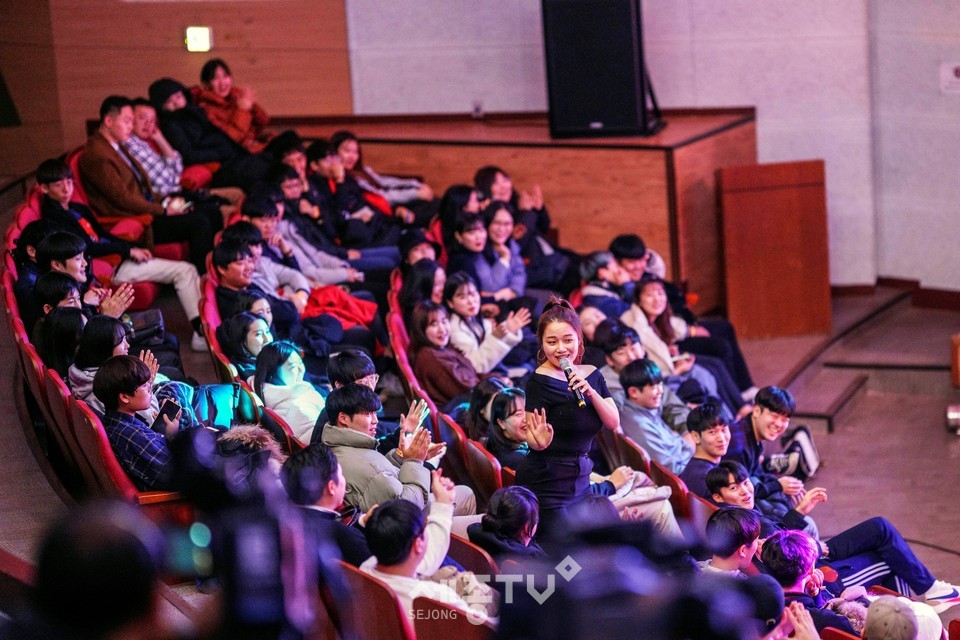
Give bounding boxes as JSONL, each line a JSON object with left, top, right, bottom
{"left": 939, "top": 62, "right": 960, "bottom": 94}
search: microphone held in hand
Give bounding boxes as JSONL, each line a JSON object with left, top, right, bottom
{"left": 559, "top": 357, "right": 586, "bottom": 408}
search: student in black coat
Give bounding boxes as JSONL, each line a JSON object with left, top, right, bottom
{"left": 280, "top": 443, "right": 372, "bottom": 568}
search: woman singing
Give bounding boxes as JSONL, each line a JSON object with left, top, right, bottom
{"left": 517, "top": 298, "right": 620, "bottom": 541}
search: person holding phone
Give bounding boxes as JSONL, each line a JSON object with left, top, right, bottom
{"left": 92, "top": 355, "right": 183, "bottom": 491}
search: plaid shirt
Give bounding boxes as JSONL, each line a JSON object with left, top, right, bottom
{"left": 123, "top": 135, "right": 183, "bottom": 197}
{"left": 102, "top": 410, "right": 173, "bottom": 491}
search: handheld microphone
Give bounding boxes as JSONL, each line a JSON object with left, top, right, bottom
{"left": 559, "top": 357, "right": 586, "bottom": 408}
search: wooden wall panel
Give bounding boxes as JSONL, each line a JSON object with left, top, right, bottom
{"left": 672, "top": 121, "right": 757, "bottom": 313}
{"left": 718, "top": 160, "right": 831, "bottom": 338}
{"left": 47, "top": 0, "right": 352, "bottom": 150}
{"left": 359, "top": 142, "right": 671, "bottom": 259}
{"left": 0, "top": 0, "right": 64, "bottom": 176}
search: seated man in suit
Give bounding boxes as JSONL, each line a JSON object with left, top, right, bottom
{"left": 78, "top": 95, "right": 214, "bottom": 273}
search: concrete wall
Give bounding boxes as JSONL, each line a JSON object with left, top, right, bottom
{"left": 870, "top": 1, "right": 960, "bottom": 291}
{"left": 346, "top": 0, "right": 879, "bottom": 287}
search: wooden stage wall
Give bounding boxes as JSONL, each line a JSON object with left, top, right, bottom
{"left": 296, "top": 109, "right": 757, "bottom": 314}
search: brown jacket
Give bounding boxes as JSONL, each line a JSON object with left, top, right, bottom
{"left": 192, "top": 86, "right": 270, "bottom": 154}
{"left": 78, "top": 132, "right": 163, "bottom": 225}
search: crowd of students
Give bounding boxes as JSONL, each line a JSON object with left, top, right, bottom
{"left": 6, "top": 57, "right": 959, "bottom": 639}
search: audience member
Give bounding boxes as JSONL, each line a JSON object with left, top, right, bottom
{"left": 254, "top": 340, "right": 325, "bottom": 443}
{"left": 78, "top": 95, "right": 214, "bottom": 272}
{"left": 216, "top": 311, "right": 273, "bottom": 381}
{"left": 711, "top": 463, "right": 960, "bottom": 611}
{"left": 92, "top": 355, "right": 181, "bottom": 490}
{"left": 150, "top": 78, "right": 269, "bottom": 189}
{"left": 409, "top": 301, "right": 480, "bottom": 409}
{"left": 280, "top": 443, "right": 372, "bottom": 567}
{"left": 679, "top": 401, "right": 730, "bottom": 499}
{"left": 467, "top": 486, "right": 545, "bottom": 562}
{"left": 320, "top": 383, "right": 466, "bottom": 514}
{"left": 618, "top": 358, "right": 694, "bottom": 474}
{"left": 37, "top": 158, "right": 205, "bottom": 349}
{"left": 700, "top": 506, "right": 760, "bottom": 579}
{"left": 361, "top": 497, "right": 490, "bottom": 625}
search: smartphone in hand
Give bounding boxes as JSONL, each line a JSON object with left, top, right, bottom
{"left": 151, "top": 398, "right": 181, "bottom": 432}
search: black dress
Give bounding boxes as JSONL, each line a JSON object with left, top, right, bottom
{"left": 517, "top": 369, "right": 611, "bottom": 538}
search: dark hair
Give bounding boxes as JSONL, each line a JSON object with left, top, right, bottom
{"left": 481, "top": 200, "right": 515, "bottom": 227}
{"left": 464, "top": 378, "right": 509, "bottom": 441}
{"left": 580, "top": 250, "right": 615, "bottom": 283}
{"left": 592, "top": 318, "right": 640, "bottom": 357}
{"left": 221, "top": 220, "right": 263, "bottom": 247}
{"left": 36, "top": 158, "right": 72, "bottom": 185}
{"left": 609, "top": 233, "right": 648, "bottom": 261}
{"left": 330, "top": 130, "right": 361, "bottom": 168}
{"left": 760, "top": 529, "right": 818, "bottom": 587}
{"left": 364, "top": 499, "right": 425, "bottom": 566}
{"left": 398, "top": 258, "right": 442, "bottom": 315}
{"left": 536, "top": 297, "right": 582, "bottom": 365}
{"left": 253, "top": 340, "right": 302, "bottom": 398}
{"left": 686, "top": 401, "right": 727, "bottom": 435}
{"left": 486, "top": 387, "right": 526, "bottom": 449}
{"left": 73, "top": 315, "right": 129, "bottom": 370}
{"left": 241, "top": 194, "right": 280, "bottom": 219}
{"left": 442, "top": 270, "right": 478, "bottom": 317}
{"left": 705, "top": 507, "right": 761, "bottom": 558}
{"left": 473, "top": 165, "right": 508, "bottom": 201}
{"left": 275, "top": 137, "right": 306, "bottom": 162}
{"left": 249, "top": 182, "right": 284, "bottom": 205}
{"left": 326, "top": 383, "right": 381, "bottom": 425}
{"left": 35, "top": 501, "right": 164, "bottom": 637}
{"left": 305, "top": 138, "right": 332, "bottom": 164}
{"left": 705, "top": 461, "right": 750, "bottom": 499}
{"left": 216, "top": 312, "right": 268, "bottom": 365}
{"left": 34, "top": 271, "right": 80, "bottom": 315}
{"left": 36, "top": 231, "right": 86, "bottom": 273}
{"left": 620, "top": 358, "right": 662, "bottom": 394}
{"left": 93, "top": 355, "right": 150, "bottom": 411}
{"left": 13, "top": 219, "right": 57, "bottom": 267}
{"left": 36, "top": 307, "right": 85, "bottom": 378}
{"left": 635, "top": 274, "right": 677, "bottom": 344}
{"left": 235, "top": 290, "right": 269, "bottom": 316}
{"left": 326, "top": 348, "right": 375, "bottom": 387}
{"left": 200, "top": 58, "right": 231, "bottom": 85}
{"left": 130, "top": 97, "right": 152, "bottom": 110}
{"left": 408, "top": 301, "right": 448, "bottom": 354}
{"left": 481, "top": 486, "right": 539, "bottom": 542}
{"left": 212, "top": 239, "right": 251, "bottom": 272}
{"left": 99, "top": 95, "right": 132, "bottom": 122}
{"left": 271, "top": 163, "right": 301, "bottom": 186}
{"left": 439, "top": 184, "right": 477, "bottom": 248}
{"left": 754, "top": 386, "right": 796, "bottom": 417}
{"left": 280, "top": 444, "right": 340, "bottom": 505}
{"left": 454, "top": 211, "right": 485, "bottom": 240}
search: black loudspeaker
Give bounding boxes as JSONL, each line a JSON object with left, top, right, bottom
{"left": 541, "top": 0, "right": 664, "bottom": 138}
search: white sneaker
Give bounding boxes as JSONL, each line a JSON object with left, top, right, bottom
{"left": 923, "top": 579, "right": 960, "bottom": 613}
{"left": 190, "top": 332, "right": 208, "bottom": 352}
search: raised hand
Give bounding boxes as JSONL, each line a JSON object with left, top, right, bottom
{"left": 796, "top": 486, "right": 828, "bottom": 515}
{"left": 530, "top": 184, "right": 544, "bottom": 210}
{"left": 399, "top": 426, "right": 430, "bottom": 462}
{"left": 138, "top": 349, "right": 159, "bottom": 383}
{"left": 99, "top": 283, "right": 135, "bottom": 318}
{"left": 502, "top": 308, "right": 531, "bottom": 334}
{"left": 399, "top": 399, "right": 430, "bottom": 435}
{"left": 525, "top": 408, "right": 554, "bottom": 451}
{"left": 431, "top": 469, "right": 455, "bottom": 504}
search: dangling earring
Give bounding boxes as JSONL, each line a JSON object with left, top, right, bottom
{"left": 537, "top": 348, "right": 545, "bottom": 363}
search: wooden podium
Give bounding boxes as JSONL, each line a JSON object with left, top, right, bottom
{"left": 717, "top": 160, "right": 832, "bottom": 338}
